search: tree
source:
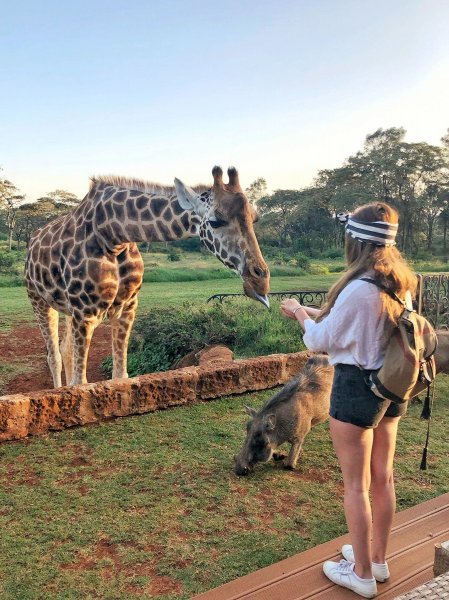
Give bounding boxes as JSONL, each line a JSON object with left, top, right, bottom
{"left": 312, "top": 128, "right": 449, "bottom": 255}
{"left": 257, "top": 189, "right": 303, "bottom": 247}
{"left": 245, "top": 178, "right": 267, "bottom": 205}
{"left": 13, "top": 199, "right": 58, "bottom": 249}
{"left": 442, "top": 128, "right": 449, "bottom": 150}
{"left": 0, "top": 175, "right": 25, "bottom": 251}
{"left": 46, "top": 189, "right": 80, "bottom": 209}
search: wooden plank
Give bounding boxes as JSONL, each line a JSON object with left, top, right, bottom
{"left": 193, "top": 493, "right": 449, "bottom": 600}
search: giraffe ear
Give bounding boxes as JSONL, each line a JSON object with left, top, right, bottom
{"left": 174, "top": 178, "right": 207, "bottom": 217}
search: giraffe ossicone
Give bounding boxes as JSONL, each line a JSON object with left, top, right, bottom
{"left": 25, "top": 166, "right": 270, "bottom": 388}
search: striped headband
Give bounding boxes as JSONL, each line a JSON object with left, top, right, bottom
{"left": 337, "top": 212, "right": 398, "bottom": 246}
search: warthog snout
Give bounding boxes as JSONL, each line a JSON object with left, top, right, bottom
{"left": 233, "top": 454, "right": 254, "bottom": 477}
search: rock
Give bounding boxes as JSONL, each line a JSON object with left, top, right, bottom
{"left": 197, "top": 345, "right": 234, "bottom": 365}
{"left": 173, "top": 345, "right": 233, "bottom": 368}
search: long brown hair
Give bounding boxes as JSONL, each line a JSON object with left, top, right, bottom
{"left": 317, "top": 202, "right": 417, "bottom": 325}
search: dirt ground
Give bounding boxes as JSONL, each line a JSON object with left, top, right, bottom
{"left": 0, "top": 323, "right": 112, "bottom": 395}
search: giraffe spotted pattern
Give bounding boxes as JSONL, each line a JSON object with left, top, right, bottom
{"left": 25, "top": 166, "right": 270, "bottom": 387}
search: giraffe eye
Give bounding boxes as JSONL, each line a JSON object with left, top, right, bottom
{"left": 209, "top": 217, "right": 227, "bottom": 229}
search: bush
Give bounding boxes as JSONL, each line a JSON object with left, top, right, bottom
{"left": 166, "top": 247, "right": 182, "bottom": 262}
{"left": 0, "top": 252, "right": 16, "bottom": 273}
{"left": 172, "top": 237, "right": 203, "bottom": 252}
{"left": 291, "top": 252, "right": 310, "bottom": 271}
{"left": 269, "top": 265, "right": 307, "bottom": 277}
{"left": 270, "top": 250, "right": 292, "bottom": 265}
{"left": 308, "top": 263, "right": 330, "bottom": 275}
{"left": 0, "top": 275, "right": 24, "bottom": 287}
{"left": 328, "top": 265, "right": 345, "bottom": 273}
{"left": 322, "top": 247, "right": 344, "bottom": 260}
{"left": 0, "top": 250, "right": 25, "bottom": 276}
{"left": 306, "top": 248, "right": 322, "bottom": 259}
{"left": 102, "top": 299, "right": 306, "bottom": 377}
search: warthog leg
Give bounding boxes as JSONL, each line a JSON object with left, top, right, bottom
{"left": 285, "top": 419, "right": 312, "bottom": 469}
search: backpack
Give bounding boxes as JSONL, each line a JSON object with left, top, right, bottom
{"left": 361, "top": 278, "right": 438, "bottom": 403}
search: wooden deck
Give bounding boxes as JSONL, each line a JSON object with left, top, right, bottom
{"left": 193, "top": 493, "right": 449, "bottom": 600}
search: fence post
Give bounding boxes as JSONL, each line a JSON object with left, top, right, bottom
{"left": 417, "top": 274, "right": 423, "bottom": 315}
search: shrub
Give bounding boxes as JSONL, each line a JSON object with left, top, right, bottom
{"left": 323, "top": 247, "right": 344, "bottom": 260}
{"left": 308, "top": 263, "right": 330, "bottom": 275}
{"left": 0, "top": 252, "right": 16, "bottom": 273}
{"left": 0, "top": 275, "right": 24, "bottom": 287}
{"left": 0, "top": 250, "right": 25, "bottom": 276}
{"left": 291, "top": 252, "right": 311, "bottom": 271}
{"left": 269, "top": 265, "right": 307, "bottom": 277}
{"left": 307, "top": 248, "right": 322, "bottom": 259}
{"left": 102, "top": 299, "right": 306, "bottom": 377}
{"left": 166, "top": 247, "right": 182, "bottom": 262}
{"left": 271, "top": 250, "right": 292, "bottom": 265}
{"left": 329, "top": 265, "right": 345, "bottom": 273}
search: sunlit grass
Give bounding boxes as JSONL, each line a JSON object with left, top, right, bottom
{"left": 0, "top": 377, "right": 447, "bottom": 599}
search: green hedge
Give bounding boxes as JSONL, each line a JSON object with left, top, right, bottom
{"left": 102, "top": 299, "right": 306, "bottom": 377}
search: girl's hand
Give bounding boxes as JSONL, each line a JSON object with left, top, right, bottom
{"left": 280, "top": 298, "right": 301, "bottom": 320}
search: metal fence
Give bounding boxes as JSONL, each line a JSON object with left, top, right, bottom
{"left": 207, "top": 273, "right": 449, "bottom": 330}
{"left": 207, "top": 290, "right": 328, "bottom": 307}
{"left": 418, "top": 274, "right": 449, "bottom": 330}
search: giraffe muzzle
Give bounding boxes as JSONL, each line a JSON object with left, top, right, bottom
{"left": 253, "top": 293, "right": 270, "bottom": 309}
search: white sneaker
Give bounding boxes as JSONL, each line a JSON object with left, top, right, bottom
{"left": 342, "top": 544, "right": 390, "bottom": 582}
{"left": 323, "top": 559, "right": 377, "bottom": 598}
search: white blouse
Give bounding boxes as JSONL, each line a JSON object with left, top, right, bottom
{"left": 302, "top": 278, "right": 393, "bottom": 370}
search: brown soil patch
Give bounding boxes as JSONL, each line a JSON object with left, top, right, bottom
{"left": 61, "top": 537, "right": 183, "bottom": 597}
{"left": 0, "top": 322, "right": 112, "bottom": 395}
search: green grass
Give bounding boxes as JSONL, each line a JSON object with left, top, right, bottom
{"left": 0, "top": 273, "right": 338, "bottom": 333}
{"left": 0, "top": 377, "right": 448, "bottom": 599}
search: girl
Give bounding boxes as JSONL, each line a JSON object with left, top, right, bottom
{"left": 280, "top": 202, "right": 416, "bottom": 599}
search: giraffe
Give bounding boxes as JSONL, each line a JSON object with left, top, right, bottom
{"left": 25, "top": 166, "right": 270, "bottom": 388}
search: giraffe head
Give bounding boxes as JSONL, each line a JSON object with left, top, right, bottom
{"left": 174, "top": 166, "right": 270, "bottom": 307}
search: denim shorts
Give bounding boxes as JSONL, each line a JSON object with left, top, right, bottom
{"left": 330, "top": 364, "right": 408, "bottom": 428}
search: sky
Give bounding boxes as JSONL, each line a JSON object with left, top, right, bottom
{"left": 1, "top": 0, "right": 449, "bottom": 201}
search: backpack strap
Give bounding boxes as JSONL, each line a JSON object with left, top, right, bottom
{"left": 360, "top": 277, "right": 409, "bottom": 309}
{"left": 420, "top": 380, "right": 435, "bottom": 470}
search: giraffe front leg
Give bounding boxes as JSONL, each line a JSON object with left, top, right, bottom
{"left": 29, "top": 295, "right": 62, "bottom": 388}
{"left": 60, "top": 316, "right": 73, "bottom": 385}
{"left": 110, "top": 297, "right": 138, "bottom": 379}
{"left": 69, "top": 319, "right": 96, "bottom": 386}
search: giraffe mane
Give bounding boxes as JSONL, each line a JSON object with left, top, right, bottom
{"left": 90, "top": 175, "right": 210, "bottom": 196}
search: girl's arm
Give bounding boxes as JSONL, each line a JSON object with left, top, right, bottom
{"left": 303, "top": 306, "right": 321, "bottom": 317}
{"left": 280, "top": 299, "right": 311, "bottom": 329}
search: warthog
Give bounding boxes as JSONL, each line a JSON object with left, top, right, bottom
{"left": 234, "top": 355, "right": 334, "bottom": 475}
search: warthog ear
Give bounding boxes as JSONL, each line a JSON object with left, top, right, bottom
{"left": 245, "top": 406, "right": 257, "bottom": 418}
{"left": 263, "top": 413, "right": 276, "bottom": 430}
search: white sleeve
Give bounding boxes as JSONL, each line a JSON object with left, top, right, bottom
{"left": 302, "top": 282, "right": 381, "bottom": 354}
{"left": 302, "top": 298, "right": 351, "bottom": 353}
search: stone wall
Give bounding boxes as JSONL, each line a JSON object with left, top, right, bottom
{"left": 0, "top": 351, "right": 311, "bottom": 442}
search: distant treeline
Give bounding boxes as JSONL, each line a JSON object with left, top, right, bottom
{"left": 1, "top": 126, "right": 449, "bottom": 259}
{"left": 255, "top": 127, "right": 449, "bottom": 259}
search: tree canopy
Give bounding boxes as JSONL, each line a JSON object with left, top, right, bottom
{"left": 2, "top": 127, "right": 449, "bottom": 258}
{"left": 255, "top": 127, "right": 449, "bottom": 257}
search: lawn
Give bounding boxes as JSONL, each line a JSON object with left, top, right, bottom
{"left": 0, "top": 253, "right": 448, "bottom": 599}
{"left": 0, "top": 271, "right": 340, "bottom": 333}
{"left": 0, "top": 377, "right": 448, "bottom": 600}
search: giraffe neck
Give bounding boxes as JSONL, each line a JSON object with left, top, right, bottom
{"left": 91, "top": 185, "right": 202, "bottom": 250}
